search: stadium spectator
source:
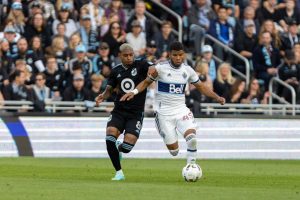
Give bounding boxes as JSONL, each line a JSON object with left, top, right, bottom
{"left": 90, "top": 73, "right": 105, "bottom": 100}
{"left": 52, "top": 23, "right": 69, "bottom": 48}
{"left": 2, "top": 69, "right": 34, "bottom": 102}
{"left": 28, "top": 1, "right": 44, "bottom": 19}
{"left": 105, "top": 0, "right": 126, "bottom": 30}
{"left": 52, "top": 4, "right": 78, "bottom": 38}
{"left": 278, "top": 50, "right": 300, "bottom": 103}
{"left": 139, "top": 40, "right": 160, "bottom": 64}
{"left": 55, "top": 0, "right": 75, "bottom": 13}
{"left": 154, "top": 20, "right": 176, "bottom": 60}
{"left": 0, "top": 39, "right": 13, "bottom": 75}
{"left": 213, "top": 62, "right": 236, "bottom": 102}
{"left": 0, "top": 60, "right": 9, "bottom": 91}
{"left": 199, "top": 45, "right": 218, "bottom": 81}
{"left": 2, "top": 25, "right": 19, "bottom": 57}
{"left": 92, "top": 42, "right": 114, "bottom": 78}
{"left": 234, "top": 20, "right": 258, "bottom": 73}
{"left": 126, "top": 0, "right": 157, "bottom": 42}
{"left": 208, "top": 6, "right": 235, "bottom": 61}
{"left": 68, "top": 44, "right": 93, "bottom": 81}
{"left": 212, "top": 0, "right": 240, "bottom": 18}
{"left": 259, "top": 0, "right": 280, "bottom": 23}
{"left": 194, "top": 61, "right": 213, "bottom": 101}
{"left": 62, "top": 73, "right": 92, "bottom": 101}
{"left": 44, "top": 56, "right": 65, "bottom": 98}
{"left": 275, "top": 0, "right": 300, "bottom": 32}
{"left": 229, "top": 78, "right": 246, "bottom": 103}
{"left": 85, "top": 0, "right": 105, "bottom": 29}
{"left": 68, "top": 32, "right": 82, "bottom": 58}
{"left": 79, "top": 14, "right": 99, "bottom": 57}
{"left": 188, "top": 0, "right": 216, "bottom": 56}
{"left": 294, "top": 43, "right": 300, "bottom": 64}
{"left": 24, "top": 13, "right": 52, "bottom": 48}
{"left": 102, "top": 22, "right": 126, "bottom": 58}
{"left": 45, "top": 36, "right": 70, "bottom": 72}
{"left": 32, "top": 72, "right": 50, "bottom": 111}
{"left": 259, "top": 20, "right": 282, "bottom": 49}
{"left": 240, "top": 78, "right": 269, "bottom": 104}
{"left": 14, "top": 59, "right": 34, "bottom": 85}
{"left": 253, "top": 31, "right": 281, "bottom": 89}
{"left": 280, "top": 19, "right": 300, "bottom": 51}
{"left": 30, "top": 36, "right": 45, "bottom": 62}
{"left": 6, "top": 2, "right": 26, "bottom": 34}
{"left": 12, "top": 37, "right": 45, "bottom": 74}
{"left": 125, "top": 20, "right": 146, "bottom": 57}
{"left": 37, "top": 0, "right": 56, "bottom": 24}
{"left": 236, "top": 6, "right": 259, "bottom": 35}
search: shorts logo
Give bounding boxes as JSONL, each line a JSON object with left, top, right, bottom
{"left": 131, "top": 68, "right": 137, "bottom": 76}
{"left": 121, "top": 78, "right": 135, "bottom": 93}
{"left": 136, "top": 121, "right": 142, "bottom": 130}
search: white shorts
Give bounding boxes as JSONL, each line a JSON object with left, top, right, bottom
{"left": 154, "top": 107, "right": 197, "bottom": 145}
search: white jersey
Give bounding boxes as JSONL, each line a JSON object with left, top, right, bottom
{"left": 154, "top": 61, "right": 200, "bottom": 115}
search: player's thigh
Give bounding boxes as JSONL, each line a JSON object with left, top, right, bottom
{"left": 106, "top": 110, "right": 126, "bottom": 136}
{"left": 124, "top": 112, "right": 144, "bottom": 141}
{"left": 176, "top": 108, "right": 197, "bottom": 136}
{"left": 155, "top": 113, "right": 178, "bottom": 146}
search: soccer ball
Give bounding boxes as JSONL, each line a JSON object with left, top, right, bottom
{"left": 182, "top": 163, "right": 202, "bottom": 182}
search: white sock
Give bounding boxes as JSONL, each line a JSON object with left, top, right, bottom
{"left": 185, "top": 133, "right": 197, "bottom": 164}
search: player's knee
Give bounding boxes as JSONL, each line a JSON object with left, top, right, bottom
{"left": 169, "top": 148, "right": 179, "bottom": 156}
{"left": 119, "top": 142, "right": 134, "bottom": 153}
{"left": 105, "top": 135, "right": 117, "bottom": 150}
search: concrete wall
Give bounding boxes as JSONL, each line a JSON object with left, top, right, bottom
{"left": 1, "top": 117, "right": 300, "bottom": 159}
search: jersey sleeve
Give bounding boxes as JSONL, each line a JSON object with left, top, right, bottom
{"left": 140, "top": 60, "right": 153, "bottom": 79}
{"left": 187, "top": 66, "right": 200, "bottom": 84}
{"left": 106, "top": 68, "right": 118, "bottom": 88}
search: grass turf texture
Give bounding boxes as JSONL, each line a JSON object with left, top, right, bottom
{"left": 0, "top": 158, "right": 300, "bottom": 200}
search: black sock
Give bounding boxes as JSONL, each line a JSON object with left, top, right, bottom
{"left": 118, "top": 142, "right": 134, "bottom": 153}
{"left": 106, "top": 135, "right": 121, "bottom": 171}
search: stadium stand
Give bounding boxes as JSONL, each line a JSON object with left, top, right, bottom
{"left": 0, "top": 0, "right": 300, "bottom": 115}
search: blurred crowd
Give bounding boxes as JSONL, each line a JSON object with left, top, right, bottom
{"left": 0, "top": 0, "right": 299, "bottom": 112}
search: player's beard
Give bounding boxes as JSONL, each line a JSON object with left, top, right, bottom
{"left": 170, "top": 60, "right": 181, "bottom": 68}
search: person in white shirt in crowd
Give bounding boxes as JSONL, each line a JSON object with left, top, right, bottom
{"left": 125, "top": 20, "right": 146, "bottom": 57}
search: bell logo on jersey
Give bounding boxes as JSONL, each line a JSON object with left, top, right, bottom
{"left": 169, "top": 84, "right": 185, "bottom": 94}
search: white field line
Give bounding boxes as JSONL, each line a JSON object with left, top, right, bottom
{"left": 33, "top": 149, "right": 300, "bottom": 154}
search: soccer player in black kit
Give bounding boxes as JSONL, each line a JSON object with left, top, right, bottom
{"left": 95, "top": 43, "right": 153, "bottom": 180}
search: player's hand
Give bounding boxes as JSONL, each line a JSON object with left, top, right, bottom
{"left": 216, "top": 96, "right": 226, "bottom": 105}
{"left": 95, "top": 93, "right": 104, "bottom": 106}
{"left": 120, "top": 92, "right": 134, "bottom": 101}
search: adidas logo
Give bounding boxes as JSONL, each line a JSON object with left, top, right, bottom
{"left": 117, "top": 74, "right": 121, "bottom": 78}
{"left": 167, "top": 73, "right": 171, "bottom": 77}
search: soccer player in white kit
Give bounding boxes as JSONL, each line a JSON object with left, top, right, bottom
{"left": 121, "top": 41, "right": 225, "bottom": 164}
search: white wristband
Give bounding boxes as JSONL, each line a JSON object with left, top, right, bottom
{"left": 132, "top": 89, "right": 139, "bottom": 95}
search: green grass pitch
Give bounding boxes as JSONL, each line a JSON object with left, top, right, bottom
{"left": 0, "top": 158, "right": 300, "bottom": 200}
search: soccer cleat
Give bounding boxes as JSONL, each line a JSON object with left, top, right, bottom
{"left": 111, "top": 171, "right": 125, "bottom": 181}
{"left": 116, "top": 141, "right": 122, "bottom": 161}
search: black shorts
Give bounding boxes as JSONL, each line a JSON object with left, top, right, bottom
{"left": 107, "top": 109, "right": 144, "bottom": 137}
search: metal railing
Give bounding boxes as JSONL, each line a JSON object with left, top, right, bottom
{"left": 201, "top": 103, "right": 300, "bottom": 116}
{"left": 202, "top": 34, "right": 251, "bottom": 86}
{"left": 143, "top": 0, "right": 183, "bottom": 42}
{"left": 269, "top": 77, "right": 296, "bottom": 116}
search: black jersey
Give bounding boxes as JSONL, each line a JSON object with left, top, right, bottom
{"left": 107, "top": 59, "right": 152, "bottom": 112}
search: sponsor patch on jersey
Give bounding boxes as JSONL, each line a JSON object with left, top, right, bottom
{"left": 157, "top": 81, "right": 186, "bottom": 95}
